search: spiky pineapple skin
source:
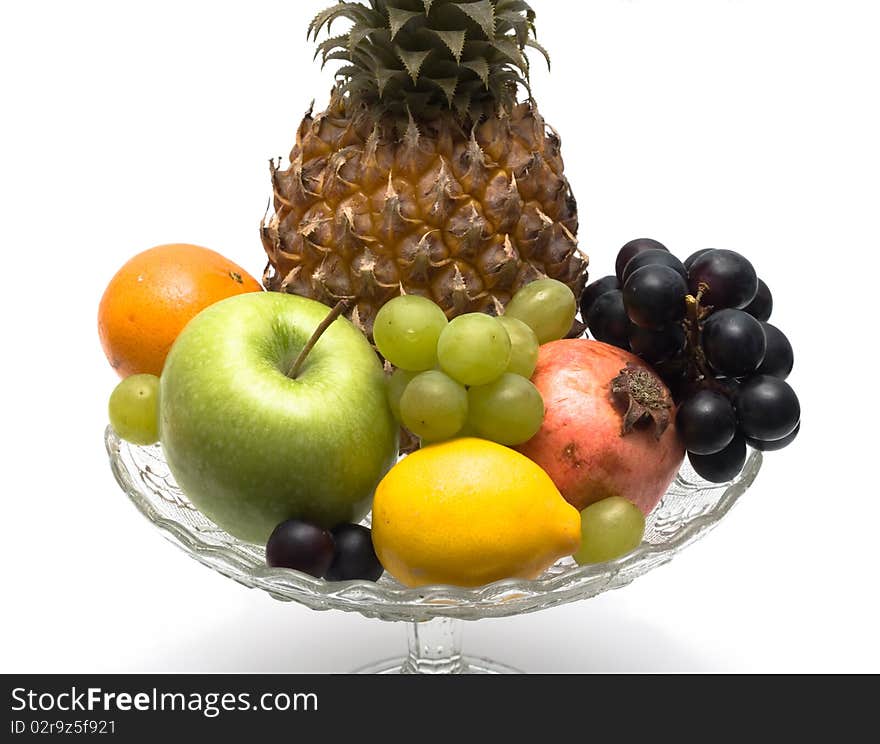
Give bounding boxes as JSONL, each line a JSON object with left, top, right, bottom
{"left": 261, "top": 95, "right": 588, "bottom": 337}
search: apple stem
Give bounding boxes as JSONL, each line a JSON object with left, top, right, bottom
{"left": 286, "top": 300, "right": 349, "bottom": 379}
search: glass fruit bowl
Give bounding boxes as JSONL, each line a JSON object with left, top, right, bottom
{"left": 105, "top": 426, "right": 762, "bottom": 673}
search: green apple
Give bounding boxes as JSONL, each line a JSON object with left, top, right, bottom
{"left": 159, "top": 292, "right": 399, "bottom": 544}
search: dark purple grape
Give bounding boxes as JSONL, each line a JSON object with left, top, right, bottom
{"left": 621, "top": 249, "right": 688, "bottom": 285}
{"left": 716, "top": 377, "right": 741, "bottom": 398}
{"left": 702, "top": 309, "right": 767, "bottom": 377}
{"left": 688, "top": 434, "right": 747, "bottom": 483}
{"left": 677, "top": 390, "right": 738, "bottom": 455}
{"left": 266, "top": 520, "right": 335, "bottom": 578}
{"left": 743, "top": 279, "right": 773, "bottom": 321}
{"left": 587, "top": 290, "right": 632, "bottom": 349}
{"left": 665, "top": 379, "right": 689, "bottom": 404}
{"left": 735, "top": 375, "right": 800, "bottom": 442}
{"left": 325, "top": 524, "right": 384, "bottom": 582}
{"left": 580, "top": 275, "right": 620, "bottom": 320}
{"left": 629, "top": 324, "right": 686, "bottom": 364}
{"left": 747, "top": 423, "right": 800, "bottom": 452}
{"left": 654, "top": 359, "right": 689, "bottom": 402}
{"left": 755, "top": 323, "right": 793, "bottom": 379}
{"left": 684, "top": 249, "right": 713, "bottom": 271}
{"left": 688, "top": 249, "right": 759, "bottom": 310}
{"left": 615, "top": 239, "right": 669, "bottom": 281}
{"left": 623, "top": 265, "right": 688, "bottom": 329}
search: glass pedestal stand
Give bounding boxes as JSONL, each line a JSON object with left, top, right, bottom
{"left": 357, "top": 618, "right": 520, "bottom": 674}
{"left": 106, "top": 427, "right": 761, "bottom": 674}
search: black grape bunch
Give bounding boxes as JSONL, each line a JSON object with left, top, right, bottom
{"left": 583, "top": 239, "right": 800, "bottom": 483}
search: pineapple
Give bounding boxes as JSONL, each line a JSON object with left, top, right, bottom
{"left": 261, "top": 0, "right": 588, "bottom": 337}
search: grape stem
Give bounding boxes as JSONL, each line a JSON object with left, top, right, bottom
{"left": 683, "top": 287, "right": 713, "bottom": 383}
{"left": 287, "top": 299, "right": 349, "bottom": 379}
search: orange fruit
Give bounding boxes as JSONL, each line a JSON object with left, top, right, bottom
{"left": 98, "top": 244, "right": 263, "bottom": 378}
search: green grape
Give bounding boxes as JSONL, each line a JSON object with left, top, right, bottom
{"left": 108, "top": 374, "right": 161, "bottom": 445}
{"left": 386, "top": 369, "right": 417, "bottom": 422}
{"left": 573, "top": 496, "right": 645, "bottom": 565}
{"left": 373, "top": 295, "right": 448, "bottom": 371}
{"left": 455, "top": 420, "right": 481, "bottom": 439}
{"left": 437, "top": 313, "right": 511, "bottom": 386}
{"left": 498, "top": 316, "right": 540, "bottom": 379}
{"left": 421, "top": 419, "right": 482, "bottom": 447}
{"left": 467, "top": 373, "right": 545, "bottom": 446}
{"left": 400, "top": 371, "right": 468, "bottom": 443}
{"left": 505, "top": 279, "right": 577, "bottom": 344}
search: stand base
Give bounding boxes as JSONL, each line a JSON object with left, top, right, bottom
{"left": 354, "top": 618, "right": 523, "bottom": 674}
{"left": 355, "top": 656, "right": 522, "bottom": 675}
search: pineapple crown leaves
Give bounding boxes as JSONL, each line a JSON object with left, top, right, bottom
{"left": 307, "top": 0, "right": 549, "bottom": 123}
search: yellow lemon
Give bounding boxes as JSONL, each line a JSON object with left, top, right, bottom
{"left": 372, "top": 438, "right": 582, "bottom": 588}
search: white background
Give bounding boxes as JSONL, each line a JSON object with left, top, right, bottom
{"left": 2, "top": 0, "right": 878, "bottom": 673}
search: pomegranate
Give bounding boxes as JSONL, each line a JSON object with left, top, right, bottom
{"left": 517, "top": 340, "right": 685, "bottom": 516}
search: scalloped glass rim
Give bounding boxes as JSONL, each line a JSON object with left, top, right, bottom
{"left": 105, "top": 426, "right": 761, "bottom": 622}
